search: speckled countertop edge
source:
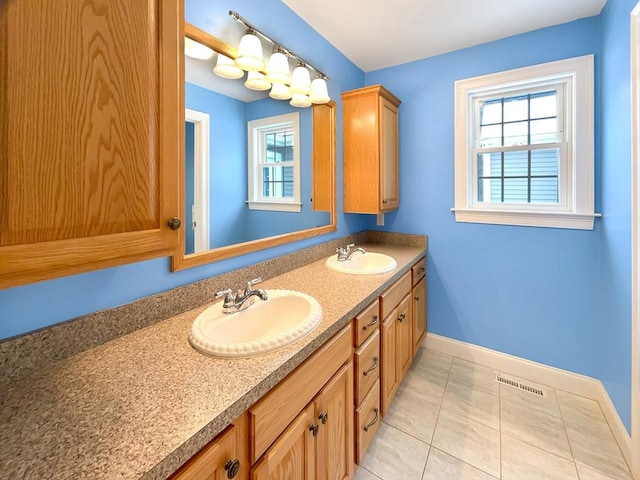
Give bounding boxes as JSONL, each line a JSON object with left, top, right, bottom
{"left": 0, "top": 237, "right": 426, "bottom": 480}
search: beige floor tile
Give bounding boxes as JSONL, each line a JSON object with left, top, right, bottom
{"left": 422, "top": 447, "right": 498, "bottom": 480}
{"left": 557, "top": 390, "right": 609, "bottom": 427}
{"left": 501, "top": 434, "right": 579, "bottom": 480}
{"left": 500, "top": 397, "right": 572, "bottom": 459}
{"left": 565, "top": 421, "right": 631, "bottom": 480}
{"left": 411, "top": 348, "right": 453, "bottom": 389}
{"left": 431, "top": 409, "right": 501, "bottom": 478}
{"left": 449, "top": 358, "right": 499, "bottom": 395}
{"left": 440, "top": 379, "right": 500, "bottom": 429}
{"left": 355, "top": 466, "right": 382, "bottom": 480}
{"left": 576, "top": 461, "right": 632, "bottom": 480}
{"left": 402, "top": 367, "right": 448, "bottom": 404}
{"left": 498, "top": 373, "right": 562, "bottom": 418}
{"left": 359, "top": 422, "right": 429, "bottom": 480}
{"left": 382, "top": 381, "right": 441, "bottom": 443}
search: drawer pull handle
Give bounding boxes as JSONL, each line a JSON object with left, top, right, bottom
{"left": 319, "top": 412, "right": 328, "bottom": 424}
{"left": 309, "top": 423, "right": 319, "bottom": 436}
{"left": 363, "top": 408, "right": 379, "bottom": 432}
{"left": 224, "top": 459, "right": 240, "bottom": 479}
{"left": 362, "top": 315, "right": 378, "bottom": 331}
{"left": 417, "top": 267, "right": 425, "bottom": 275}
{"left": 363, "top": 356, "right": 379, "bottom": 376}
{"left": 397, "top": 313, "right": 406, "bottom": 323}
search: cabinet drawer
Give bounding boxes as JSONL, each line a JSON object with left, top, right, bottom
{"left": 355, "top": 380, "right": 381, "bottom": 464}
{"left": 249, "top": 323, "right": 353, "bottom": 464}
{"left": 380, "top": 271, "right": 411, "bottom": 320}
{"left": 354, "top": 299, "right": 380, "bottom": 347}
{"left": 354, "top": 329, "right": 380, "bottom": 406}
{"left": 412, "top": 257, "right": 426, "bottom": 286}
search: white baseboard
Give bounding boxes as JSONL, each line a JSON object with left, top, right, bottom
{"left": 423, "top": 333, "right": 633, "bottom": 472}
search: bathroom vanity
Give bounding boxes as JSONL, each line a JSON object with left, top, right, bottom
{"left": 0, "top": 234, "right": 426, "bottom": 479}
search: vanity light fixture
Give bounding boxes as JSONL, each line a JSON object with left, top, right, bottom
{"left": 245, "top": 70, "right": 271, "bottom": 91}
{"left": 227, "top": 10, "right": 331, "bottom": 106}
{"left": 213, "top": 53, "right": 244, "bottom": 79}
{"left": 185, "top": 37, "right": 214, "bottom": 60}
{"left": 235, "top": 29, "right": 265, "bottom": 71}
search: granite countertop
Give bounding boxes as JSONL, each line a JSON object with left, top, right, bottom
{"left": 0, "top": 243, "right": 425, "bottom": 479}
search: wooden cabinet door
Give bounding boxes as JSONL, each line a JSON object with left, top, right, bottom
{"left": 412, "top": 276, "right": 427, "bottom": 358}
{"left": 379, "top": 97, "right": 399, "bottom": 211}
{"left": 381, "top": 311, "right": 399, "bottom": 416}
{"left": 171, "top": 424, "right": 241, "bottom": 480}
{"left": 251, "top": 404, "right": 316, "bottom": 480}
{"left": 395, "top": 294, "right": 412, "bottom": 381}
{"left": 315, "top": 362, "right": 354, "bottom": 480}
{"left": 0, "top": 0, "right": 182, "bottom": 288}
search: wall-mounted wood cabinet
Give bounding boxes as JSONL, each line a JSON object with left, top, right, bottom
{"left": 0, "top": 0, "right": 183, "bottom": 288}
{"left": 342, "top": 85, "right": 401, "bottom": 214}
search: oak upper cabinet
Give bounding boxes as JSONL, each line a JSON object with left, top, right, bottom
{"left": 0, "top": 0, "right": 183, "bottom": 288}
{"left": 171, "top": 414, "right": 249, "bottom": 480}
{"left": 342, "top": 85, "right": 401, "bottom": 214}
{"left": 412, "top": 258, "right": 427, "bottom": 357}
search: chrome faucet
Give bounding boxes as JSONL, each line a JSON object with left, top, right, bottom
{"left": 335, "top": 243, "right": 366, "bottom": 262}
{"left": 215, "top": 277, "right": 268, "bottom": 314}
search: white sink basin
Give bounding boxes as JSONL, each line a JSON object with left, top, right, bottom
{"left": 325, "top": 252, "right": 397, "bottom": 275}
{"left": 189, "top": 289, "right": 322, "bottom": 358}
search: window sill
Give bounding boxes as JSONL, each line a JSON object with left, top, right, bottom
{"left": 451, "top": 208, "right": 601, "bottom": 230}
{"left": 248, "top": 201, "right": 302, "bottom": 212}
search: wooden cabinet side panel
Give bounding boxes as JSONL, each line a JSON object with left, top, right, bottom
{"left": 312, "top": 101, "right": 335, "bottom": 212}
{"left": 381, "top": 313, "right": 398, "bottom": 416}
{"left": 379, "top": 98, "right": 399, "bottom": 211}
{"left": 412, "top": 276, "right": 427, "bottom": 357}
{"left": 315, "top": 361, "right": 354, "bottom": 480}
{"left": 251, "top": 404, "right": 316, "bottom": 480}
{"left": 342, "top": 92, "right": 380, "bottom": 213}
{"left": 396, "top": 294, "right": 412, "bottom": 380}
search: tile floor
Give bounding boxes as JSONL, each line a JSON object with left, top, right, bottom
{"left": 356, "top": 348, "right": 633, "bottom": 480}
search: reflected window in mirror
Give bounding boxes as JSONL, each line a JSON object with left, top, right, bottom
{"left": 248, "top": 113, "right": 300, "bottom": 212}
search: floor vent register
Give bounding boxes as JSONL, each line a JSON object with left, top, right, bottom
{"left": 495, "top": 374, "right": 546, "bottom": 397}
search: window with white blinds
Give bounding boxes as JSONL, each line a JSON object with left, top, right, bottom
{"left": 454, "top": 55, "right": 596, "bottom": 229}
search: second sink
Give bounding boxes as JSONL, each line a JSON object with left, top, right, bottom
{"left": 325, "top": 252, "right": 397, "bottom": 275}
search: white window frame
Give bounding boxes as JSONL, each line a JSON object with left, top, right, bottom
{"left": 247, "top": 112, "right": 301, "bottom": 212}
{"left": 453, "top": 55, "right": 598, "bottom": 229}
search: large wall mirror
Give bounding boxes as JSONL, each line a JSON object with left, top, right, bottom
{"left": 171, "top": 23, "right": 336, "bottom": 272}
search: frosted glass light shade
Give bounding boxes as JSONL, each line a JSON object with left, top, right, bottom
{"left": 310, "top": 78, "right": 330, "bottom": 104}
{"left": 291, "top": 65, "right": 311, "bottom": 95}
{"left": 269, "top": 83, "right": 292, "bottom": 100}
{"left": 265, "top": 52, "right": 290, "bottom": 84}
{"left": 245, "top": 71, "right": 271, "bottom": 91}
{"left": 290, "top": 93, "right": 311, "bottom": 108}
{"left": 235, "top": 32, "right": 265, "bottom": 71}
{"left": 184, "top": 37, "right": 214, "bottom": 60}
{"left": 213, "top": 54, "right": 244, "bottom": 79}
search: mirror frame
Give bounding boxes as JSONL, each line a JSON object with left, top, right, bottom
{"left": 171, "top": 23, "right": 336, "bottom": 272}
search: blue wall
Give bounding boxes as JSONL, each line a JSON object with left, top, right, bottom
{"left": 598, "top": 0, "right": 635, "bottom": 433}
{"left": 0, "top": 0, "right": 366, "bottom": 340}
{"left": 186, "top": 83, "right": 248, "bottom": 249}
{"left": 366, "top": 11, "right": 632, "bottom": 432}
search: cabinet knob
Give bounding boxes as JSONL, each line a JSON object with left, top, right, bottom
{"left": 397, "top": 313, "right": 406, "bottom": 323}
{"left": 414, "top": 295, "right": 420, "bottom": 301}
{"left": 362, "top": 315, "right": 378, "bottom": 331}
{"left": 309, "top": 423, "right": 319, "bottom": 436}
{"left": 382, "top": 199, "right": 387, "bottom": 205}
{"left": 224, "top": 459, "right": 240, "bottom": 479}
{"left": 168, "top": 217, "right": 182, "bottom": 230}
{"left": 318, "top": 412, "right": 328, "bottom": 424}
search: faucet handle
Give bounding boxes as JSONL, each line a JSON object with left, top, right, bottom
{"left": 246, "top": 277, "right": 263, "bottom": 291}
{"left": 346, "top": 243, "right": 355, "bottom": 248}
{"left": 215, "top": 288, "right": 234, "bottom": 305}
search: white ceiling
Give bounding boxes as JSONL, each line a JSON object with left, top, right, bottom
{"left": 282, "top": 0, "right": 607, "bottom": 72}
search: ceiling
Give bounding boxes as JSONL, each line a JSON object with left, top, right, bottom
{"left": 282, "top": 0, "right": 606, "bottom": 72}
